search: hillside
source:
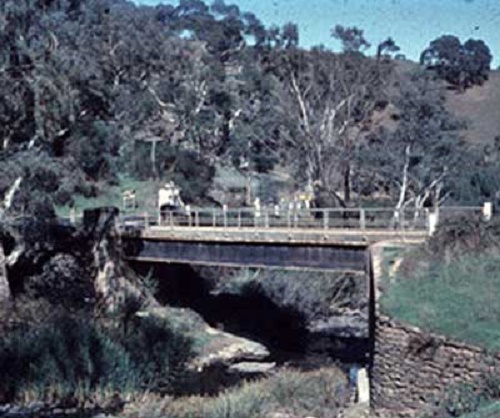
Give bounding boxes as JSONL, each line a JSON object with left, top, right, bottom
{"left": 394, "top": 61, "right": 500, "bottom": 147}
{"left": 446, "top": 71, "right": 500, "bottom": 145}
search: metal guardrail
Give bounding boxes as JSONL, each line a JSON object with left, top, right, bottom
{"left": 2, "top": 205, "right": 487, "bottom": 242}
{"left": 117, "top": 206, "right": 486, "bottom": 233}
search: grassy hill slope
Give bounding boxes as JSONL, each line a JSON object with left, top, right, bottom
{"left": 392, "top": 62, "right": 500, "bottom": 146}
{"left": 446, "top": 71, "right": 500, "bottom": 145}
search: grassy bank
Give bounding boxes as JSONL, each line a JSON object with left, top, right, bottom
{"left": 461, "top": 401, "right": 500, "bottom": 418}
{"left": 381, "top": 253, "right": 500, "bottom": 351}
{"left": 380, "top": 215, "right": 500, "bottom": 352}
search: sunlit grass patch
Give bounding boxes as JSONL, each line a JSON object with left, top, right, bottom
{"left": 55, "top": 175, "right": 161, "bottom": 217}
{"left": 381, "top": 254, "right": 500, "bottom": 351}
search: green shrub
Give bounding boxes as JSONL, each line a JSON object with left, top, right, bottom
{"left": 0, "top": 314, "right": 194, "bottom": 403}
{"left": 125, "top": 142, "right": 215, "bottom": 205}
{"left": 66, "top": 121, "right": 121, "bottom": 182}
{"left": 443, "top": 384, "right": 484, "bottom": 417}
{"left": 214, "top": 269, "right": 366, "bottom": 322}
{"left": 0, "top": 316, "right": 134, "bottom": 402}
{"left": 122, "top": 315, "right": 193, "bottom": 394}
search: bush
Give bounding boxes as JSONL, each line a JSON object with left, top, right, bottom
{"left": 126, "top": 142, "right": 215, "bottom": 205}
{"left": 214, "top": 269, "right": 366, "bottom": 322}
{"left": 0, "top": 316, "right": 134, "bottom": 402}
{"left": 66, "top": 121, "right": 121, "bottom": 182}
{"left": 0, "top": 314, "right": 194, "bottom": 403}
{"left": 121, "top": 315, "right": 194, "bottom": 394}
{"left": 426, "top": 215, "right": 500, "bottom": 261}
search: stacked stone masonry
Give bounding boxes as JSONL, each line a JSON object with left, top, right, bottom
{"left": 372, "top": 314, "right": 500, "bottom": 418}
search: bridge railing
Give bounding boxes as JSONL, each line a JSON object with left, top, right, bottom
{"left": 122, "top": 206, "right": 482, "bottom": 232}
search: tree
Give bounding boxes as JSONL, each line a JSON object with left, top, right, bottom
{"left": 358, "top": 71, "right": 468, "bottom": 216}
{"left": 264, "top": 47, "right": 390, "bottom": 206}
{"left": 376, "top": 37, "right": 400, "bottom": 61}
{"left": 420, "top": 35, "right": 492, "bottom": 90}
{"left": 331, "top": 25, "right": 370, "bottom": 53}
{"left": 282, "top": 22, "right": 299, "bottom": 48}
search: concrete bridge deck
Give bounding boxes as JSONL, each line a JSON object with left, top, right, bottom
{"left": 135, "top": 225, "right": 429, "bottom": 245}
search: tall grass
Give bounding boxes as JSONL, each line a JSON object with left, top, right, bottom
{"left": 0, "top": 314, "right": 193, "bottom": 403}
{"left": 124, "top": 367, "right": 348, "bottom": 418}
{"left": 381, "top": 254, "right": 500, "bottom": 351}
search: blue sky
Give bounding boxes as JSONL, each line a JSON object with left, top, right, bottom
{"left": 135, "top": 0, "right": 500, "bottom": 66}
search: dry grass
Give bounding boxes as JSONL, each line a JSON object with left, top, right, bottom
{"left": 446, "top": 71, "right": 500, "bottom": 145}
{"left": 121, "top": 367, "right": 348, "bottom": 418}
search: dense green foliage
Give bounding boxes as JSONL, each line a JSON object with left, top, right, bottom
{"left": 214, "top": 269, "right": 365, "bottom": 322}
{"left": 0, "top": 314, "right": 193, "bottom": 402}
{"left": 0, "top": 0, "right": 495, "bottom": 217}
{"left": 421, "top": 35, "right": 493, "bottom": 90}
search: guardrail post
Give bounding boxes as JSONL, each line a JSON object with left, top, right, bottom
{"left": 265, "top": 210, "right": 269, "bottom": 228}
{"left": 223, "top": 205, "right": 228, "bottom": 227}
{"left": 483, "top": 202, "right": 493, "bottom": 222}
{"left": 212, "top": 209, "right": 216, "bottom": 228}
{"left": 169, "top": 212, "right": 174, "bottom": 229}
{"left": 287, "top": 210, "right": 291, "bottom": 229}
{"left": 360, "top": 209, "right": 365, "bottom": 230}
{"left": 70, "top": 208, "right": 76, "bottom": 226}
{"left": 195, "top": 210, "right": 199, "bottom": 227}
{"left": 428, "top": 211, "right": 438, "bottom": 236}
{"left": 183, "top": 205, "right": 190, "bottom": 227}
{"left": 323, "top": 210, "right": 329, "bottom": 230}
{"left": 238, "top": 209, "right": 242, "bottom": 229}
{"left": 144, "top": 212, "right": 149, "bottom": 231}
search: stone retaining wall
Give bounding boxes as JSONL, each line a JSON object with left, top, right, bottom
{"left": 370, "top": 244, "right": 499, "bottom": 417}
{"left": 372, "top": 315, "right": 499, "bottom": 417}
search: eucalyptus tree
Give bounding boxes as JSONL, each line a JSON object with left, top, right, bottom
{"left": 420, "top": 35, "right": 492, "bottom": 91}
{"left": 265, "top": 47, "right": 390, "bottom": 206}
{"left": 358, "top": 71, "right": 467, "bottom": 215}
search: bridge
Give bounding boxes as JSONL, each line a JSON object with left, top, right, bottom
{"left": 119, "top": 205, "right": 487, "bottom": 272}
{"left": 98, "top": 203, "right": 490, "bottom": 408}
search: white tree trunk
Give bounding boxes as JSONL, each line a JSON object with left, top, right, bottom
{"left": 394, "top": 145, "right": 410, "bottom": 227}
{"left": 0, "top": 242, "right": 10, "bottom": 304}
